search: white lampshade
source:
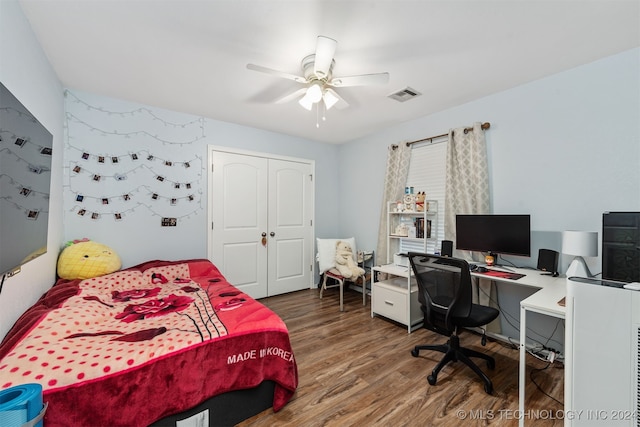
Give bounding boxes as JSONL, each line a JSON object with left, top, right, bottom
{"left": 562, "top": 231, "right": 598, "bottom": 278}
{"left": 298, "top": 82, "right": 323, "bottom": 110}
{"left": 298, "top": 95, "right": 314, "bottom": 111}
{"left": 323, "top": 89, "right": 339, "bottom": 110}
{"left": 562, "top": 231, "right": 598, "bottom": 257}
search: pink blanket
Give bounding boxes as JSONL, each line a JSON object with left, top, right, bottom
{"left": 0, "top": 259, "right": 298, "bottom": 426}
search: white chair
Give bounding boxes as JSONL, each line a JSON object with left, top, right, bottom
{"left": 316, "top": 237, "right": 366, "bottom": 311}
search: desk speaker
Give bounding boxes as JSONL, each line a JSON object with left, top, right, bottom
{"left": 537, "top": 249, "right": 559, "bottom": 276}
{"left": 441, "top": 240, "right": 453, "bottom": 257}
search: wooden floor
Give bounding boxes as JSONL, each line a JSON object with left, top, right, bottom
{"left": 238, "top": 287, "right": 564, "bottom": 427}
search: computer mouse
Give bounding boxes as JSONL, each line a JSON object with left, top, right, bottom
{"left": 477, "top": 266, "right": 489, "bottom": 273}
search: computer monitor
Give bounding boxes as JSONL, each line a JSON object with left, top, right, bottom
{"left": 455, "top": 214, "right": 531, "bottom": 258}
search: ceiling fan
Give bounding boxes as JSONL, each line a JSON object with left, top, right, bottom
{"left": 247, "top": 36, "right": 389, "bottom": 112}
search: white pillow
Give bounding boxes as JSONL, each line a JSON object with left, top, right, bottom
{"left": 316, "top": 237, "right": 357, "bottom": 273}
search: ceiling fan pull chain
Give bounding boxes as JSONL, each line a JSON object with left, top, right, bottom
{"left": 316, "top": 104, "right": 320, "bottom": 128}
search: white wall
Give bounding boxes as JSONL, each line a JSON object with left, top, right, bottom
{"left": 339, "top": 48, "right": 640, "bottom": 275}
{"left": 0, "top": 0, "right": 64, "bottom": 339}
{"left": 63, "top": 90, "right": 340, "bottom": 268}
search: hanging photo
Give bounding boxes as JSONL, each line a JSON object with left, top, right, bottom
{"left": 91, "top": 212, "right": 99, "bottom": 220}
{"left": 97, "top": 156, "right": 105, "bottom": 163}
{"left": 26, "top": 210, "right": 39, "bottom": 220}
{"left": 122, "top": 194, "right": 130, "bottom": 201}
{"left": 184, "top": 162, "right": 190, "bottom": 168}
{"left": 81, "top": 152, "right": 90, "bottom": 160}
{"left": 147, "top": 155, "right": 154, "bottom": 161}
{"left": 102, "top": 198, "right": 109, "bottom": 205}
{"left": 14, "top": 137, "right": 26, "bottom": 147}
{"left": 151, "top": 193, "right": 159, "bottom": 200}
{"left": 156, "top": 176, "right": 165, "bottom": 182}
{"left": 76, "top": 194, "right": 84, "bottom": 202}
{"left": 73, "top": 165, "right": 82, "bottom": 173}
{"left": 111, "top": 156, "right": 119, "bottom": 163}
{"left": 92, "top": 174, "right": 101, "bottom": 182}
{"left": 40, "top": 147, "right": 52, "bottom": 156}
{"left": 170, "top": 198, "right": 177, "bottom": 205}
{"left": 77, "top": 209, "right": 86, "bottom": 216}
{"left": 28, "top": 165, "right": 43, "bottom": 174}
{"left": 130, "top": 153, "right": 138, "bottom": 160}
{"left": 174, "top": 183, "right": 180, "bottom": 189}
{"left": 114, "top": 213, "right": 122, "bottom": 221}
{"left": 20, "top": 187, "right": 32, "bottom": 197}
{"left": 165, "top": 161, "right": 172, "bottom": 166}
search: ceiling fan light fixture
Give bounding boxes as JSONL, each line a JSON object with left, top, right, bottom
{"left": 323, "top": 89, "right": 339, "bottom": 110}
{"left": 298, "top": 95, "right": 314, "bottom": 111}
{"left": 299, "top": 82, "right": 323, "bottom": 110}
{"left": 306, "top": 82, "right": 323, "bottom": 103}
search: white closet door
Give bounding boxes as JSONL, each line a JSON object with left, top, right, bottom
{"left": 267, "top": 159, "right": 313, "bottom": 296}
{"left": 210, "top": 151, "right": 269, "bottom": 298}
{"left": 209, "top": 149, "right": 313, "bottom": 299}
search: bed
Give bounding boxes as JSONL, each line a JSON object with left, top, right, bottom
{"left": 0, "top": 259, "right": 298, "bottom": 426}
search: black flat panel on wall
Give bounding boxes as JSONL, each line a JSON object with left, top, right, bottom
{"left": 602, "top": 212, "right": 640, "bottom": 282}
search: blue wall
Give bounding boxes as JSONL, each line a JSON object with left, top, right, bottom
{"left": 339, "top": 48, "right": 640, "bottom": 275}
{"left": 0, "top": 0, "right": 64, "bottom": 339}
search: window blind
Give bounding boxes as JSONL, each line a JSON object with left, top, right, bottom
{"left": 404, "top": 140, "right": 447, "bottom": 254}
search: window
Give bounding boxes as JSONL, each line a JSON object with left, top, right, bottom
{"left": 404, "top": 140, "right": 447, "bottom": 254}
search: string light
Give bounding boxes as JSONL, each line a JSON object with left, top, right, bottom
{"left": 65, "top": 91, "right": 206, "bottom": 224}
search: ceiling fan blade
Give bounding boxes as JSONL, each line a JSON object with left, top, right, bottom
{"left": 314, "top": 36, "right": 337, "bottom": 79}
{"left": 246, "top": 63, "right": 307, "bottom": 84}
{"left": 275, "top": 88, "right": 307, "bottom": 104}
{"left": 324, "top": 88, "right": 349, "bottom": 110}
{"left": 330, "top": 72, "right": 390, "bottom": 87}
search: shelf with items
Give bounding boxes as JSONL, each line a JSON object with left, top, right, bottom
{"left": 386, "top": 200, "right": 438, "bottom": 263}
{"left": 370, "top": 263, "right": 423, "bottom": 333}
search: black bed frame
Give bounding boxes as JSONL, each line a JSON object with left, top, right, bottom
{"left": 148, "top": 381, "right": 275, "bottom": 427}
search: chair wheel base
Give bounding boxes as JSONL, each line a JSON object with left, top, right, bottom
{"left": 484, "top": 382, "right": 493, "bottom": 394}
{"left": 411, "top": 348, "right": 419, "bottom": 357}
{"left": 427, "top": 374, "right": 437, "bottom": 385}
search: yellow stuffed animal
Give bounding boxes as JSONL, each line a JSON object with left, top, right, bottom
{"left": 57, "top": 238, "right": 121, "bottom": 280}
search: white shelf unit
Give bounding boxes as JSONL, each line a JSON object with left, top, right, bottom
{"left": 386, "top": 200, "right": 438, "bottom": 264}
{"left": 371, "top": 264, "right": 423, "bottom": 333}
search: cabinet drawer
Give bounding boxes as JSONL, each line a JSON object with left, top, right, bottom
{"left": 373, "top": 284, "right": 407, "bottom": 324}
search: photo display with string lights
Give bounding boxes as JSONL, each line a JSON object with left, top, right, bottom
{"left": 64, "top": 91, "right": 204, "bottom": 225}
{"left": 0, "top": 82, "right": 53, "bottom": 275}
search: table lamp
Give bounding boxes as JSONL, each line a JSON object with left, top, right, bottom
{"left": 562, "top": 231, "right": 598, "bottom": 278}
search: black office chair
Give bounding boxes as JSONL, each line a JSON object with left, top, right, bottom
{"left": 408, "top": 252, "right": 499, "bottom": 394}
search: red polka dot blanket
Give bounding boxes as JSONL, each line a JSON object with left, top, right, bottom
{"left": 0, "top": 259, "right": 298, "bottom": 427}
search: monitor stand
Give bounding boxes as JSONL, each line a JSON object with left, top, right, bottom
{"left": 488, "top": 253, "right": 514, "bottom": 272}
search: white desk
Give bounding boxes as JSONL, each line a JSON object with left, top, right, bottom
{"left": 470, "top": 267, "right": 566, "bottom": 427}
{"left": 518, "top": 280, "right": 566, "bottom": 427}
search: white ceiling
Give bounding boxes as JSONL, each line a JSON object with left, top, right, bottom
{"left": 19, "top": 0, "right": 640, "bottom": 144}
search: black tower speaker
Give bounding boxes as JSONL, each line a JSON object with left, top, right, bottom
{"left": 537, "top": 249, "right": 559, "bottom": 276}
{"left": 442, "top": 240, "right": 453, "bottom": 257}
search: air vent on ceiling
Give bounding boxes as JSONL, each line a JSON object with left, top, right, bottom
{"left": 388, "top": 87, "right": 422, "bottom": 102}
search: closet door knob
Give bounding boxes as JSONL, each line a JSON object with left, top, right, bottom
{"left": 270, "top": 232, "right": 276, "bottom": 237}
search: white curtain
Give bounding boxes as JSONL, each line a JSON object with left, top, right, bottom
{"left": 443, "top": 122, "right": 497, "bottom": 331}
{"left": 376, "top": 143, "right": 411, "bottom": 265}
{"left": 444, "top": 121, "right": 491, "bottom": 252}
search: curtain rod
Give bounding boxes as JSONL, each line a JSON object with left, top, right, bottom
{"left": 392, "top": 122, "right": 491, "bottom": 149}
